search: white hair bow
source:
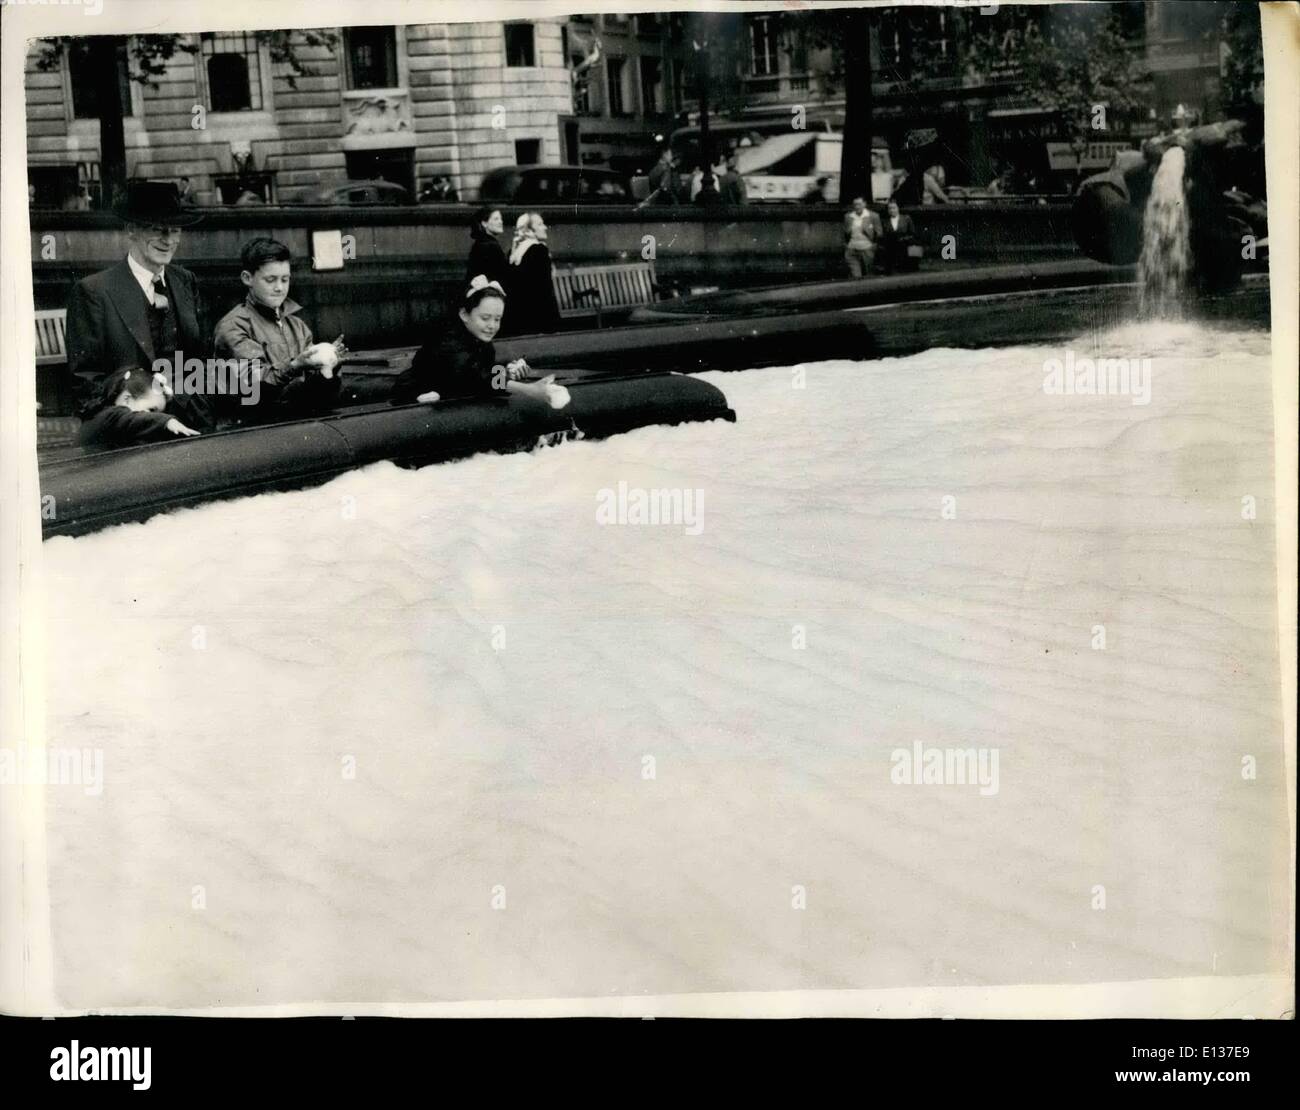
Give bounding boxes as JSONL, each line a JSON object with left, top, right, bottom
{"left": 467, "top": 274, "right": 507, "bottom": 297}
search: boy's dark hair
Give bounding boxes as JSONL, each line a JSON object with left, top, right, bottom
{"left": 473, "top": 206, "right": 499, "bottom": 227}
{"left": 101, "top": 367, "right": 157, "bottom": 405}
{"left": 240, "top": 237, "right": 292, "bottom": 274}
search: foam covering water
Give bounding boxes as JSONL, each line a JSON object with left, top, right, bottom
{"left": 41, "top": 326, "right": 1287, "bottom": 1009}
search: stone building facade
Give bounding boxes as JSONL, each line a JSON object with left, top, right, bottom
{"left": 24, "top": 19, "right": 574, "bottom": 207}
{"left": 562, "top": 12, "right": 691, "bottom": 175}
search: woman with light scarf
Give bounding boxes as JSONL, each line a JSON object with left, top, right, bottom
{"left": 503, "top": 212, "right": 562, "bottom": 336}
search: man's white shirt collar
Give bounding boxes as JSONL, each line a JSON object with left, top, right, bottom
{"left": 126, "top": 253, "right": 165, "bottom": 305}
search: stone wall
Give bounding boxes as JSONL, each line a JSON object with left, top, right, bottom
{"left": 28, "top": 203, "right": 1079, "bottom": 347}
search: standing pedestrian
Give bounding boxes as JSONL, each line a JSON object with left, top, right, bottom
{"left": 879, "top": 200, "right": 919, "bottom": 273}
{"left": 647, "top": 146, "right": 680, "bottom": 204}
{"left": 503, "top": 212, "right": 562, "bottom": 335}
{"left": 842, "top": 195, "right": 883, "bottom": 278}
{"left": 720, "top": 153, "right": 748, "bottom": 205}
{"left": 466, "top": 207, "right": 509, "bottom": 289}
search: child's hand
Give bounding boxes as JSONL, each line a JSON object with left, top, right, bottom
{"left": 165, "top": 418, "right": 200, "bottom": 437}
{"left": 540, "top": 375, "right": 571, "bottom": 410}
{"left": 415, "top": 390, "right": 441, "bottom": 404}
{"left": 509, "top": 375, "right": 570, "bottom": 410}
{"left": 303, "top": 341, "right": 341, "bottom": 379}
{"left": 505, "top": 358, "right": 529, "bottom": 380}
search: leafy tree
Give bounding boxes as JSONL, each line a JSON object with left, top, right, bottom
{"left": 964, "top": 6, "right": 1151, "bottom": 149}
{"left": 1218, "top": 3, "right": 1264, "bottom": 116}
{"left": 33, "top": 31, "right": 338, "bottom": 208}
{"left": 796, "top": 8, "right": 875, "bottom": 202}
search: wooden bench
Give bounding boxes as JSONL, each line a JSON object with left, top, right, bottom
{"left": 35, "top": 307, "right": 68, "bottom": 365}
{"left": 552, "top": 262, "right": 663, "bottom": 328}
{"left": 35, "top": 308, "right": 74, "bottom": 414}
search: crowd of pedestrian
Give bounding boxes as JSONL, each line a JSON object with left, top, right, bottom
{"left": 639, "top": 146, "right": 748, "bottom": 208}
{"left": 842, "top": 194, "right": 922, "bottom": 278}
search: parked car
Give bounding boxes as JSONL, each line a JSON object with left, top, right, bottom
{"left": 478, "top": 165, "right": 632, "bottom": 205}
{"left": 292, "top": 180, "right": 412, "bottom": 206}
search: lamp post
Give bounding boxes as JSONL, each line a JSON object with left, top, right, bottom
{"left": 692, "top": 14, "right": 717, "bottom": 200}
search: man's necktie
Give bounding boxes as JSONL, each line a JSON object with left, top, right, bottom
{"left": 151, "top": 275, "right": 168, "bottom": 311}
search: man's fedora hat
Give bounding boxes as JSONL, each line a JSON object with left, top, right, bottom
{"left": 115, "top": 180, "right": 202, "bottom": 227}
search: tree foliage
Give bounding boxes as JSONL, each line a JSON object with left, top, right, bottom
{"left": 34, "top": 30, "right": 339, "bottom": 90}
{"left": 1218, "top": 3, "right": 1264, "bottom": 115}
{"left": 965, "top": 6, "right": 1151, "bottom": 145}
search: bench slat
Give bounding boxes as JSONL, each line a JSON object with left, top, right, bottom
{"left": 554, "top": 262, "right": 657, "bottom": 319}
{"left": 35, "top": 308, "right": 68, "bottom": 366}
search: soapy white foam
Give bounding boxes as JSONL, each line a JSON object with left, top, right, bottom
{"left": 39, "top": 324, "right": 1288, "bottom": 1010}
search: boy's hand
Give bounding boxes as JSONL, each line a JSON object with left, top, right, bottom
{"left": 505, "top": 358, "right": 529, "bottom": 380}
{"left": 165, "top": 418, "right": 200, "bottom": 437}
{"left": 302, "top": 341, "right": 342, "bottom": 379}
{"left": 415, "top": 390, "right": 441, "bottom": 404}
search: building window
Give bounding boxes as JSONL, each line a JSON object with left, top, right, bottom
{"left": 505, "top": 23, "right": 535, "bottom": 67}
{"left": 639, "top": 57, "right": 663, "bottom": 114}
{"left": 201, "top": 32, "right": 263, "bottom": 112}
{"left": 344, "top": 26, "right": 397, "bottom": 90}
{"left": 514, "top": 138, "right": 541, "bottom": 164}
{"left": 78, "top": 162, "right": 102, "bottom": 207}
{"left": 750, "top": 16, "right": 779, "bottom": 77}
{"left": 606, "top": 57, "right": 631, "bottom": 116}
{"left": 573, "top": 71, "right": 594, "bottom": 115}
{"left": 634, "top": 14, "right": 662, "bottom": 35}
{"left": 67, "top": 39, "right": 132, "bottom": 120}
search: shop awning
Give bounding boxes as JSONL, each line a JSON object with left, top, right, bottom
{"left": 736, "top": 131, "right": 818, "bottom": 174}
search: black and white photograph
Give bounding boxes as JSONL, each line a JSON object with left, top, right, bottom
{"left": 0, "top": 0, "right": 1295, "bottom": 1084}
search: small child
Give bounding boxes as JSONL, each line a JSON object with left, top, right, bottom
{"left": 213, "top": 237, "right": 345, "bottom": 422}
{"left": 76, "top": 368, "right": 200, "bottom": 450}
{"left": 393, "top": 275, "right": 570, "bottom": 409}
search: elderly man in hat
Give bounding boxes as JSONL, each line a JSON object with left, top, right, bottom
{"left": 65, "top": 180, "right": 214, "bottom": 432}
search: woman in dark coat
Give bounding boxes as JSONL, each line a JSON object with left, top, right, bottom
{"left": 392, "top": 275, "right": 570, "bottom": 409}
{"left": 465, "top": 207, "right": 508, "bottom": 289}
{"left": 503, "top": 212, "right": 562, "bottom": 336}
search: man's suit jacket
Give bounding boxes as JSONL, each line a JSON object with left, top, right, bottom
{"left": 66, "top": 259, "right": 208, "bottom": 391}
{"left": 884, "top": 214, "right": 917, "bottom": 239}
{"left": 843, "top": 209, "right": 884, "bottom": 245}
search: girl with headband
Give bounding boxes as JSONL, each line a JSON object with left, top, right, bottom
{"left": 392, "top": 275, "right": 569, "bottom": 409}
